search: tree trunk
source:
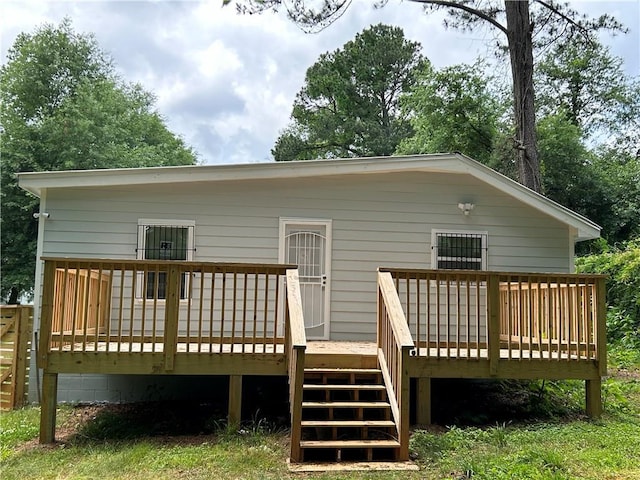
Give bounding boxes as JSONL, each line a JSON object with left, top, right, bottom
{"left": 505, "top": 0, "right": 541, "bottom": 192}
{"left": 8, "top": 286, "right": 20, "bottom": 305}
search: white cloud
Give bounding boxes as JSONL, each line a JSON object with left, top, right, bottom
{"left": 192, "top": 40, "right": 243, "bottom": 79}
{"left": 2, "top": 0, "right": 638, "bottom": 165}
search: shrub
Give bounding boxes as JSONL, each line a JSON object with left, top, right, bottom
{"left": 576, "top": 239, "right": 640, "bottom": 348}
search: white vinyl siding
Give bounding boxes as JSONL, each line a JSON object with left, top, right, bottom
{"left": 41, "top": 171, "right": 571, "bottom": 342}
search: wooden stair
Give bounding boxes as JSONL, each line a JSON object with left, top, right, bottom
{"left": 296, "top": 367, "right": 401, "bottom": 463}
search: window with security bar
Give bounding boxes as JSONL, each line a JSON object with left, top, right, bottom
{"left": 286, "top": 229, "right": 325, "bottom": 282}
{"left": 432, "top": 231, "right": 488, "bottom": 270}
{"left": 137, "top": 221, "right": 195, "bottom": 299}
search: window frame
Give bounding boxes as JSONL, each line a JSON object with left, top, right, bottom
{"left": 431, "top": 229, "right": 488, "bottom": 271}
{"left": 136, "top": 219, "right": 195, "bottom": 300}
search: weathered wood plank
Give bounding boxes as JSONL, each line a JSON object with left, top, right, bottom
{"left": 286, "top": 269, "right": 306, "bottom": 348}
{"left": 416, "top": 377, "right": 431, "bottom": 425}
{"left": 12, "top": 307, "right": 32, "bottom": 408}
{"left": 407, "top": 356, "right": 600, "bottom": 380}
{"left": 44, "top": 351, "right": 288, "bottom": 375}
{"left": 39, "top": 261, "right": 56, "bottom": 369}
{"left": 377, "top": 272, "right": 414, "bottom": 348}
{"left": 288, "top": 347, "right": 305, "bottom": 463}
{"left": 228, "top": 375, "right": 242, "bottom": 428}
{"left": 39, "top": 372, "right": 58, "bottom": 444}
{"left": 41, "top": 257, "right": 296, "bottom": 274}
{"left": 163, "top": 265, "right": 180, "bottom": 371}
{"left": 585, "top": 377, "right": 602, "bottom": 418}
{"left": 596, "top": 278, "right": 607, "bottom": 376}
{"left": 488, "top": 274, "right": 501, "bottom": 376}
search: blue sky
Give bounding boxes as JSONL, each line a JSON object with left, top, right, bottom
{"left": 2, "top": 0, "right": 638, "bottom": 165}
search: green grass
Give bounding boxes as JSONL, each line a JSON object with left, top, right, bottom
{"left": 1, "top": 358, "right": 638, "bottom": 480}
{"left": 0, "top": 405, "right": 73, "bottom": 461}
{"left": 410, "top": 417, "right": 640, "bottom": 479}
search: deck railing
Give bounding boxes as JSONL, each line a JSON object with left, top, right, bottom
{"left": 498, "top": 274, "right": 605, "bottom": 362}
{"left": 380, "top": 268, "right": 606, "bottom": 368}
{"left": 39, "top": 258, "right": 296, "bottom": 369}
{"left": 51, "top": 267, "right": 110, "bottom": 345}
{"left": 285, "top": 269, "right": 307, "bottom": 463}
{"left": 377, "top": 270, "right": 414, "bottom": 461}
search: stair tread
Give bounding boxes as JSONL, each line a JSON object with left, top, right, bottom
{"left": 302, "top": 401, "right": 390, "bottom": 408}
{"left": 300, "top": 440, "right": 400, "bottom": 448}
{"left": 303, "top": 384, "right": 385, "bottom": 390}
{"left": 301, "top": 420, "right": 396, "bottom": 427}
{"left": 305, "top": 368, "right": 381, "bottom": 374}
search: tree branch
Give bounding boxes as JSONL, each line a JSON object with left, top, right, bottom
{"left": 533, "top": 0, "right": 591, "bottom": 38}
{"left": 410, "top": 0, "right": 508, "bottom": 35}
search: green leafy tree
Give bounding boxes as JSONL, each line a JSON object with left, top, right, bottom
{"left": 592, "top": 148, "right": 640, "bottom": 243}
{"left": 532, "top": 37, "right": 639, "bottom": 244}
{"left": 576, "top": 240, "right": 640, "bottom": 348}
{"left": 272, "top": 24, "right": 424, "bottom": 161}
{"left": 537, "top": 114, "right": 608, "bottom": 225}
{"left": 536, "top": 37, "right": 640, "bottom": 141}
{"left": 397, "top": 61, "right": 506, "bottom": 165}
{"left": 230, "top": 0, "right": 624, "bottom": 192}
{"left": 1, "top": 20, "right": 197, "bottom": 303}
{"left": 535, "top": 114, "right": 639, "bottom": 246}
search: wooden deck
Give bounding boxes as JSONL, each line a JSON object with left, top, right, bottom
{"left": 35, "top": 259, "right": 607, "bottom": 466}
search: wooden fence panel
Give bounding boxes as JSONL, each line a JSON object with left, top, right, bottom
{"left": 1, "top": 305, "right": 33, "bottom": 410}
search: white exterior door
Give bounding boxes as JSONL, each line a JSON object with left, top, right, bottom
{"left": 279, "top": 219, "right": 331, "bottom": 340}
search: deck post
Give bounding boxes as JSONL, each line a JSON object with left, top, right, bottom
{"left": 163, "top": 265, "right": 180, "bottom": 372}
{"left": 595, "top": 278, "right": 607, "bottom": 377}
{"left": 416, "top": 377, "right": 432, "bottom": 425}
{"left": 585, "top": 377, "right": 602, "bottom": 418}
{"left": 487, "top": 274, "right": 501, "bottom": 376}
{"left": 38, "top": 260, "right": 56, "bottom": 369}
{"left": 397, "top": 347, "right": 411, "bottom": 461}
{"left": 228, "top": 374, "right": 242, "bottom": 429}
{"left": 288, "top": 346, "right": 305, "bottom": 463}
{"left": 39, "top": 371, "right": 58, "bottom": 443}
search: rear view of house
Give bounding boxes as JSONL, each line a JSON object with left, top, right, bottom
{"left": 19, "top": 153, "right": 606, "bottom": 465}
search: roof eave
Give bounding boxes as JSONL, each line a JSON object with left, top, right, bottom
{"left": 453, "top": 153, "right": 601, "bottom": 242}
{"left": 16, "top": 154, "right": 460, "bottom": 197}
{"left": 17, "top": 153, "right": 601, "bottom": 242}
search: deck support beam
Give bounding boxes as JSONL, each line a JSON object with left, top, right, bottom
{"left": 416, "top": 377, "right": 432, "bottom": 425}
{"left": 39, "top": 372, "right": 58, "bottom": 443}
{"left": 585, "top": 377, "right": 602, "bottom": 418}
{"left": 228, "top": 374, "right": 242, "bottom": 429}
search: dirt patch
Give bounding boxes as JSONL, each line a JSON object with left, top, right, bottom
{"left": 18, "top": 370, "right": 637, "bottom": 453}
{"left": 608, "top": 368, "right": 640, "bottom": 380}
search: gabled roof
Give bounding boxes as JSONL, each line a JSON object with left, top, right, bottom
{"left": 17, "top": 153, "right": 600, "bottom": 241}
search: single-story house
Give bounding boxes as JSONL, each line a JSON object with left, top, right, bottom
{"left": 18, "top": 153, "right": 606, "bottom": 464}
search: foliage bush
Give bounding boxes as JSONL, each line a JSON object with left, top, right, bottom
{"left": 576, "top": 239, "right": 640, "bottom": 348}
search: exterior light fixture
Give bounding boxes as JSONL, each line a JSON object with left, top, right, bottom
{"left": 457, "top": 203, "right": 474, "bottom": 216}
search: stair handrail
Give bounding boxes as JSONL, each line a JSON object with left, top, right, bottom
{"left": 377, "top": 270, "right": 414, "bottom": 461}
{"left": 285, "top": 269, "right": 306, "bottom": 463}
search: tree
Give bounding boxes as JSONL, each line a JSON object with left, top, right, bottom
{"left": 536, "top": 114, "right": 608, "bottom": 224}
{"left": 272, "top": 24, "right": 424, "bottom": 161}
{"left": 536, "top": 36, "right": 640, "bottom": 147}
{"left": 396, "top": 60, "right": 506, "bottom": 165}
{"left": 532, "top": 37, "right": 639, "bottom": 244}
{"left": 537, "top": 38, "right": 640, "bottom": 136}
{"left": 229, "top": 0, "right": 624, "bottom": 192}
{"left": 1, "top": 20, "right": 197, "bottom": 303}
{"left": 591, "top": 148, "right": 640, "bottom": 243}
